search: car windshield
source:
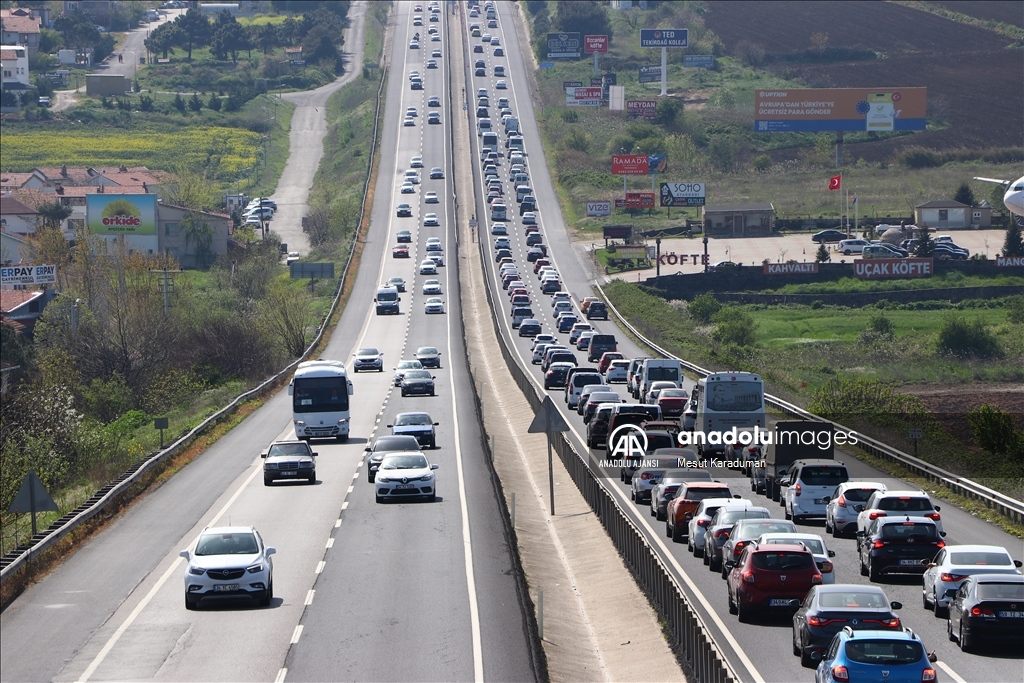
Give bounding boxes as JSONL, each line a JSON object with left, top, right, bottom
{"left": 381, "top": 455, "right": 429, "bottom": 470}
{"left": 842, "top": 488, "right": 878, "bottom": 502}
{"left": 267, "top": 443, "right": 311, "bottom": 457}
{"left": 728, "top": 518, "right": 783, "bottom": 533}
{"left": 195, "top": 532, "right": 259, "bottom": 556}
{"left": 818, "top": 591, "right": 889, "bottom": 609}
{"left": 681, "top": 487, "right": 731, "bottom": 501}
{"left": 843, "top": 640, "right": 925, "bottom": 665}
{"left": 395, "top": 413, "right": 432, "bottom": 426}
{"left": 977, "top": 582, "right": 1024, "bottom": 599}
{"left": 799, "top": 467, "right": 848, "bottom": 486}
{"left": 417, "top": 347, "right": 438, "bottom": 355}
{"left": 751, "top": 551, "right": 814, "bottom": 571}
{"left": 949, "top": 551, "right": 1012, "bottom": 565}
{"left": 660, "top": 389, "right": 689, "bottom": 397}
{"left": 357, "top": 348, "right": 379, "bottom": 357}
{"left": 405, "top": 370, "right": 431, "bottom": 379}
{"left": 877, "top": 497, "right": 933, "bottom": 512}
{"left": 880, "top": 522, "right": 937, "bottom": 541}
{"left": 399, "top": 361, "right": 422, "bottom": 370}
{"left": 764, "top": 538, "right": 825, "bottom": 554}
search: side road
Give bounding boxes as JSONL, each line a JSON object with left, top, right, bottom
{"left": 447, "top": 13, "right": 688, "bottom": 683}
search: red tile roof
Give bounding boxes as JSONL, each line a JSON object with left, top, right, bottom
{"left": 0, "top": 196, "right": 38, "bottom": 216}
{"left": 0, "top": 14, "right": 41, "bottom": 34}
{"left": 0, "top": 289, "right": 41, "bottom": 313}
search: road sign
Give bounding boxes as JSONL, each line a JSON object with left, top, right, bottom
{"left": 584, "top": 35, "right": 608, "bottom": 54}
{"left": 563, "top": 80, "right": 584, "bottom": 90}
{"left": 640, "top": 29, "right": 688, "bottom": 48}
{"left": 540, "top": 61, "right": 555, "bottom": 68}
{"left": 290, "top": 262, "right": 335, "bottom": 279}
{"left": 684, "top": 55, "right": 714, "bottom": 68}
{"left": 908, "top": 428, "right": 924, "bottom": 440}
{"left": 603, "top": 225, "right": 633, "bottom": 240}
{"left": 639, "top": 65, "right": 661, "bottom": 83}
{"left": 8, "top": 470, "right": 59, "bottom": 536}
{"left": 528, "top": 396, "right": 571, "bottom": 434}
{"left": 660, "top": 182, "right": 706, "bottom": 207}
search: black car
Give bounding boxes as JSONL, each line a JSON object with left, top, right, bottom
{"left": 495, "top": 248, "right": 513, "bottom": 262}
{"left": 364, "top": 434, "right": 421, "bottom": 482}
{"left": 791, "top": 584, "right": 903, "bottom": 668}
{"left": 475, "top": 67, "right": 486, "bottom": 77}
{"left": 494, "top": 47, "right": 504, "bottom": 56}
{"left": 526, "top": 232, "right": 544, "bottom": 246}
{"left": 414, "top": 345, "right": 442, "bottom": 368}
{"left": 541, "top": 279, "right": 561, "bottom": 294}
{"left": 812, "top": 229, "right": 847, "bottom": 244}
{"left": 401, "top": 369, "right": 435, "bottom": 397}
{"left": 518, "top": 319, "right": 541, "bottom": 337}
{"left": 857, "top": 516, "right": 944, "bottom": 581}
{"left": 586, "top": 301, "right": 609, "bottom": 320}
{"left": 474, "top": 44, "right": 483, "bottom": 53}
{"left": 948, "top": 574, "right": 1024, "bottom": 652}
{"left": 262, "top": 440, "right": 317, "bottom": 485}
{"left": 519, "top": 198, "right": 537, "bottom": 215}
{"left": 476, "top": 107, "right": 489, "bottom": 118}
{"left": 527, "top": 247, "right": 544, "bottom": 262}
{"left": 545, "top": 362, "right": 573, "bottom": 389}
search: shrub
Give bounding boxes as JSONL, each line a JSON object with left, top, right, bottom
{"left": 752, "top": 154, "right": 771, "bottom": 172}
{"left": 688, "top": 292, "right": 721, "bottom": 323}
{"left": 711, "top": 307, "right": 757, "bottom": 347}
{"left": 815, "top": 243, "right": 830, "bottom": 262}
{"left": 1003, "top": 222, "right": 1023, "bottom": 257}
{"left": 1005, "top": 295, "right": 1024, "bottom": 324}
{"left": 967, "top": 405, "right": 1024, "bottom": 463}
{"left": 935, "top": 315, "right": 1002, "bottom": 358}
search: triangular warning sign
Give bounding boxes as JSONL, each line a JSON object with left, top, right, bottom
{"left": 528, "top": 396, "right": 571, "bottom": 434}
{"left": 7, "top": 470, "right": 59, "bottom": 515}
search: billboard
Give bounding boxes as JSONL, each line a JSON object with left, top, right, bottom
{"left": 567, "top": 87, "right": 602, "bottom": 106}
{"left": 639, "top": 65, "right": 661, "bottom": 83}
{"left": 587, "top": 200, "right": 611, "bottom": 217}
{"left": 627, "top": 100, "right": 658, "bottom": 119}
{"left": 763, "top": 262, "right": 818, "bottom": 274}
{"left": 610, "top": 245, "right": 648, "bottom": 259}
{"left": 603, "top": 225, "right": 632, "bottom": 240}
{"left": 660, "top": 182, "right": 706, "bottom": 207}
{"left": 648, "top": 154, "right": 668, "bottom": 174}
{"left": 684, "top": 55, "right": 714, "bottom": 68}
{"left": 547, "top": 32, "right": 581, "bottom": 59}
{"left": 612, "top": 155, "right": 649, "bottom": 175}
{"left": 584, "top": 35, "right": 608, "bottom": 54}
{"left": 755, "top": 88, "right": 927, "bottom": 132}
{"left": 1, "top": 264, "right": 57, "bottom": 286}
{"left": 626, "top": 192, "right": 656, "bottom": 209}
{"left": 86, "top": 194, "right": 158, "bottom": 235}
{"left": 854, "top": 258, "right": 933, "bottom": 279}
{"left": 563, "top": 80, "right": 584, "bottom": 90}
{"left": 640, "top": 29, "right": 688, "bottom": 48}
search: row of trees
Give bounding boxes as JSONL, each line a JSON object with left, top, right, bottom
{"left": 145, "top": 5, "right": 348, "bottom": 67}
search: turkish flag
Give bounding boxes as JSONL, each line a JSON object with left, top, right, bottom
{"left": 829, "top": 175, "right": 842, "bottom": 191}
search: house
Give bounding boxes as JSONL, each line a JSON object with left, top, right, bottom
{"left": 0, "top": 195, "right": 40, "bottom": 236}
{"left": 0, "top": 288, "right": 57, "bottom": 337}
{"left": 702, "top": 202, "right": 775, "bottom": 237}
{"left": 1, "top": 45, "right": 30, "bottom": 97}
{"left": 1, "top": 230, "right": 34, "bottom": 265}
{"left": 158, "top": 203, "right": 232, "bottom": 268}
{"left": 0, "top": 11, "right": 41, "bottom": 53}
{"left": 914, "top": 199, "right": 991, "bottom": 229}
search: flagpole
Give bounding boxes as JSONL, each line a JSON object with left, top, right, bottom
{"left": 845, "top": 188, "right": 849, "bottom": 235}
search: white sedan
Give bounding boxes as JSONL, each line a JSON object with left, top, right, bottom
{"left": 922, "top": 544, "right": 1022, "bottom": 614}
{"left": 410, "top": 156, "right": 424, "bottom": 168}
{"left": 373, "top": 452, "right": 438, "bottom": 503}
{"left": 495, "top": 80, "right": 507, "bottom": 89}
{"left": 419, "top": 259, "right": 438, "bottom": 275}
{"left": 424, "top": 191, "right": 439, "bottom": 203}
{"left": 403, "top": 117, "right": 415, "bottom": 126}
{"left": 400, "top": 183, "right": 416, "bottom": 194}
{"left": 521, "top": 212, "right": 537, "bottom": 224}
{"left": 423, "top": 213, "right": 439, "bottom": 226}
{"left": 180, "top": 526, "right": 275, "bottom": 609}
{"left": 422, "top": 279, "right": 442, "bottom": 295}
{"left": 491, "top": 222, "right": 508, "bottom": 235}
{"left": 424, "top": 297, "right": 446, "bottom": 314}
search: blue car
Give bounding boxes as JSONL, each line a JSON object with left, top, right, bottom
{"left": 557, "top": 315, "right": 579, "bottom": 333}
{"left": 815, "top": 627, "right": 936, "bottom": 683}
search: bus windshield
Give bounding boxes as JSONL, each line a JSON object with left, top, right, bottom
{"left": 293, "top": 377, "right": 349, "bottom": 413}
{"left": 706, "top": 381, "right": 763, "bottom": 411}
{"left": 648, "top": 367, "right": 680, "bottom": 382}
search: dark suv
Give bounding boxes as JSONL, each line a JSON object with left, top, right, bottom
{"left": 857, "top": 515, "right": 943, "bottom": 581}
{"left": 586, "top": 301, "right": 608, "bottom": 320}
{"left": 364, "top": 435, "right": 421, "bottom": 482}
{"left": 587, "top": 333, "right": 618, "bottom": 362}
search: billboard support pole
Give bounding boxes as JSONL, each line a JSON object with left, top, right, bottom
{"left": 660, "top": 47, "right": 667, "bottom": 96}
{"left": 623, "top": 176, "right": 627, "bottom": 200}
{"left": 835, "top": 131, "right": 844, "bottom": 168}
{"left": 594, "top": 52, "right": 599, "bottom": 76}
{"left": 656, "top": 238, "right": 662, "bottom": 277}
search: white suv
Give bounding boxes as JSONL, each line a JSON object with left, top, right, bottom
{"left": 180, "top": 526, "right": 276, "bottom": 609}
{"left": 856, "top": 489, "right": 943, "bottom": 536}
{"left": 782, "top": 459, "right": 850, "bottom": 523}
{"left": 838, "top": 238, "right": 869, "bottom": 255}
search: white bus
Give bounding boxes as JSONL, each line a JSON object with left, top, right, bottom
{"left": 288, "top": 360, "right": 354, "bottom": 442}
{"left": 693, "top": 372, "right": 765, "bottom": 454}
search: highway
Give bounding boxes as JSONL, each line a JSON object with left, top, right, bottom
{"left": 464, "top": 2, "right": 1024, "bottom": 682}
{"left": 0, "top": 3, "right": 534, "bottom": 682}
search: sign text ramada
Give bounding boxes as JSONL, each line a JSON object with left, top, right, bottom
{"left": 101, "top": 215, "right": 142, "bottom": 226}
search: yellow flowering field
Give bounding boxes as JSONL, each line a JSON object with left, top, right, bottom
{"left": 1, "top": 127, "right": 261, "bottom": 177}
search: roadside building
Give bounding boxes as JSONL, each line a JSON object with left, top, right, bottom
{"left": 1, "top": 44, "right": 29, "bottom": 91}
{"left": 0, "top": 195, "right": 40, "bottom": 236}
{"left": 914, "top": 199, "right": 991, "bottom": 230}
{"left": 0, "top": 9, "right": 41, "bottom": 53}
{"left": 1, "top": 230, "right": 34, "bottom": 264}
{"left": 702, "top": 202, "right": 775, "bottom": 237}
{"left": 0, "top": 288, "right": 57, "bottom": 337}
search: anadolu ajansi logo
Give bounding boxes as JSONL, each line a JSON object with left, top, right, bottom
{"left": 608, "top": 423, "right": 648, "bottom": 459}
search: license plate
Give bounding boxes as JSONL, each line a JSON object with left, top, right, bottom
{"left": 396, "top": 484, "right": 415, "bottom": 489}
{"left": 280, "top": 471, "right": 297, "bottom": 476}
{"left": 998, "top": 611, "right": 1024, "bottom": 618}
{"left": 899, "top": 559, "right": 922, "bottom": 566}
{"left": 815, "top": 497, "right": 828, "bottom": 504}
{"left": 214, "top": 584, "right": 239, "bottom": 592}
{"left": 769, "top": 598, "right": 792, "bottom": 607}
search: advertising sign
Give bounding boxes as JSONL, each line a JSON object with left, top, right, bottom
{"left": 1, "top": 264, "right": 57, "bottom": 286}
{"left": 660, "top": 182, "right": 706, "bottom": 207}
{"left": 603, "top": 225, "right": 633, "bottom": 240}
{"left": 854, "top": 258, "right": 933, "bottom": 279}
{"left": 601, "top": 72, "right": 616, "bottom": 99}
{"left": 612, "top": 155, "right": 649, "bottom": 175}
{"left": 627, "top": 100, "right": 658, "bottom": 119}
{"left": 647, "top": 154, "right": 668, "bottom": 174}
{"left": 996, "top": 256, "right": 1024, "bottom": 267}
{"left": 640, "top": 29, "right": 688, "bottom": 48}
{"left": 563, "top": 80, "right": 584, "bottom": 90}
{"left": 547, "top": 32, "right": 581, "bottom": 59}
{"left": 86, "top": 194, "right": 158, "bottom": 236}
{"left": 586, "top": 200, "right": 611, "bottom": 217}
{"left": 763, "top": 262, "right": 818, "bottom": 274}
{"left": 584, "top": 35, "right": 608, "bottom": 54}
{"left": 566, "top": 86, "right": 602, "bottom": 106}
{"left": 610, "top": 245, "right": 648, "bottom": 259}
{"left": 639, "top": 65, "right": 661, "bottom": 83}
{"left": 755, "top": 88, "right": 927, "bottom": 132}
{"left": 625, "top": 192, "right": 656, "bottom": 209}
{"left": 684, "top": 55, "right": 715, "bottom": 68}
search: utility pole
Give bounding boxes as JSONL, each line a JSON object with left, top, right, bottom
{"left": 150, "top": 267, "right": 183, "bottom": 316}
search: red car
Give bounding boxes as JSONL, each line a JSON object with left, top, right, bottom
{"left": 727, "top": 544, "right": 822, "bottom": 622}
{"left": 666, "top": 482, "right": 734, "bottom": 541}
{"left": 533, "top": 258, "right": 551, "bottom": 273}
{"left": 598, "top": 352, "right": 624, "bottom": 374}
{"left": 656, "top": 388, "right": 690, "bottom": 418}
{"left": 392, "top": 245, "right": 410, "bottom": 258}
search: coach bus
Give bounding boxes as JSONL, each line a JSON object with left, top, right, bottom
{"left": 289, "top": 360, "right": 354, "bottom": 441}
{"left": 692, "top": 371, "right": 766, "bottom": 454}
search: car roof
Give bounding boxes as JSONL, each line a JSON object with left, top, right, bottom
{"left": 940, "top": 544, "right": 1012, "bottom": 553}
{"left": 816, "top": 583, "right": 887, "bottom": 594}
{"left": 202, "top": 525, "right": 255, "bottom": 535}
{"left": 839, "top": 628, "right": 919, "bottom": 641}
{"left": 970, "top": 573, "right": 1024, "bottom": 583}
{"left": 874, "top": 489, "right": 928, "bottom": 497}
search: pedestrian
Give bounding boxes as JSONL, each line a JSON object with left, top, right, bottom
{"left": 118, "top": 53, "right": 123, "bottom": 63}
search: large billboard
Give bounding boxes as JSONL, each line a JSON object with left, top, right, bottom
{"left": 639, "top": 65, "right": 661, "bottom": 83}
{"left": 627, "top": 100, "right": 657, "bottom": 119}
{"left": 612, "top": 154, "right": 667, "bottom": 175}
{"left": 566, "top": 87, "right": 602, "bottom": 106}
{"left": 755, "top": 88, "right": 927, "bottom": 132}
{"left": 660, "top": 182, "right": 706, "bottom": 207}
{"left": 586, "top": 200, "right": 611, "bottom": 217}
{"left": 86, "top": 194, "right": 158, "bottom": 235}
{"left": 547, "top": 32, "right": 581, "bottom": 59}
{"left": 854, "top": 258, "right": 933, "bottom": 279}
{"left": 1, "top": 264, "right": 57, "bottom": 286}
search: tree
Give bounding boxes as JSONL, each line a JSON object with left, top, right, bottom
{"left": 52, "top": 13, "right": 100, "bottom": 52}
{"left": 953, "top": 182, "right": 975, "bottom": 207}
{"left": 712, "top": 307, "right": 758, "bottom": 347}
{"left": 211, "top": 18, "right": 250, "bottom": 63}
{"left": 173, "top": 8, "right": 212, "bottom": 60}
{"left": 255, "top": 24, "right": 281, "bottom": 56}
{"left": 554, "top": 0, "right": 612, "bottom": 44}
{"left": 967, "top": 405, "right": 1024, "bottom": 463}
{"left": 1002, "top": 221, "right": 1023, "bottom": 257}
{"left": 688, "top": 293, "right": 721, "bottom": 323}
{"left": 188, "top": 92, "right": 203, "bottom": 112}
{"left": 815, "top": 243, "right": 830, "bottom": 262}
{"left": 259, "top": 282, "right": 317, "bottom": 358}
{"left": 173, "top": 93, "right": 186, "bottom": 112}
{"left": 207, "top": 93, "right": 222, "bottom": 111}
{"left": 145, "top": 22, "right": 184, "bottom": 59}
{"left": 936, "top": 315, "right": 1002, "bottom": 359}
{"left": 182, "top": 212, "right": 214, "bottom": 267}
{"left": 914, "top": 229, "right": 935, "bottom": 257}
{"left": 36, "top": 201, "right": 72, "bottom": 230}
{"left": 166, "top": 166, "right": 216, "bottom": 211}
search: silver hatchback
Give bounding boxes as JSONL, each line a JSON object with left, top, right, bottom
{"left": 824, "top": 481, "right": 887, "bottom": 537}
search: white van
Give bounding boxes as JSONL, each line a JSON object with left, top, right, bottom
{"left": 516, "top": 185, "right": 532, "bottom": 202}
{"left": 477, "top": 118, "right": 492, "bottom": 136}
{"left": 504, "top": 116, "right": 520, "bottom": 134}
{"left": 490, "top": 203, "right": 507, "bottom": 221}
{"left": 481, "top": 131, "right": 499, "bottom": 154}
{"left": 636, "top": 359, "right": 683, "bottom": 401}
{"left": 838, "top": 238, "right": 869, "bottom": 255}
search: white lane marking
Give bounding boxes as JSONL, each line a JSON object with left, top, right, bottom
{"left": 76, "top": 464, "right": 263, "bottom": 682}
{"left": 341, "top": 501, "right": 349, "bottom": 510}
{"left": 936, "top": 661, "right": 967, "bottom": 683}
{"left": 305, "top": 590, "right": 315, "bottom": 606}
{"left": 326, "top": 538, "right": 334, "bottom": 549}
{"left": 352, "top": 472, "right": 360, "bottom": 479}
{"left": 335, "top": 518, "right": 342, "bottom": 528}
{"left": 275, "top": 668, "right": 288, "bottom": 683}
{"left": 471, "top": 9, "right": 764, "bottom": 683}
{"left": 315, "top": 561, "right": 326, "bottom": 574}
{"left": 290, "top": 625, "right": 303, "bottom": 644}
{"left": 447, "top": 11, "right": 484, "bottom": 683}
{"left": 347, "top": 485, "right": 355, "bottom": 494}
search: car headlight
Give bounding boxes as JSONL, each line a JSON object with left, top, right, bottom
{"left": 377, "top": 477, "right": 391, "bottom": 483}
{"left": 189, "top": 565, "right": 206, "bottom": 575}
{"left": 265, "top": 463, "right": 279, "bottom": 470}
{"left": 419, "top": 473, "right": 434, "bottom": 481}
{"left": 338, "top": 418, "right": 348, "bottom": 424}
{"left": 246, "top": 562, "right": 265, "bottom": 574}
{"left": 294, "top": 420, "right": 305, "bottom": 426}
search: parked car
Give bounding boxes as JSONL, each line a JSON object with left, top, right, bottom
{"left": 812, "top": 229, "right": 847, "bottom": 244}
{"left": 838, "top": 239, "right": 869, "bottom": 255}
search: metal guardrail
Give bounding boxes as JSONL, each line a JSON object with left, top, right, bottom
{"left": 594, "top": 281, "right": 1024, "bottom": 526}
{"left": 0, "top": 65, "right": 390, "bottom": 583}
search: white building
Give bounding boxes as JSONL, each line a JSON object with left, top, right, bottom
{"left": 0, "top": 44, "right": 29, "bottom": 89}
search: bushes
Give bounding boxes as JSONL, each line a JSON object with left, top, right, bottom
{"left": 711, "top": 307, "right": 757, "bottom": 347}
{"left": 936, "top": 314, "right": 1002, "bottom": 358}
{"left": 1006, "top": 295, "right": 1024, "bottom": 324}
{"left": 968, "top": 405, "right": 1024, "bottom": 464}
{"left": 688, "top": 293, "right": 721, "bottom": 323}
